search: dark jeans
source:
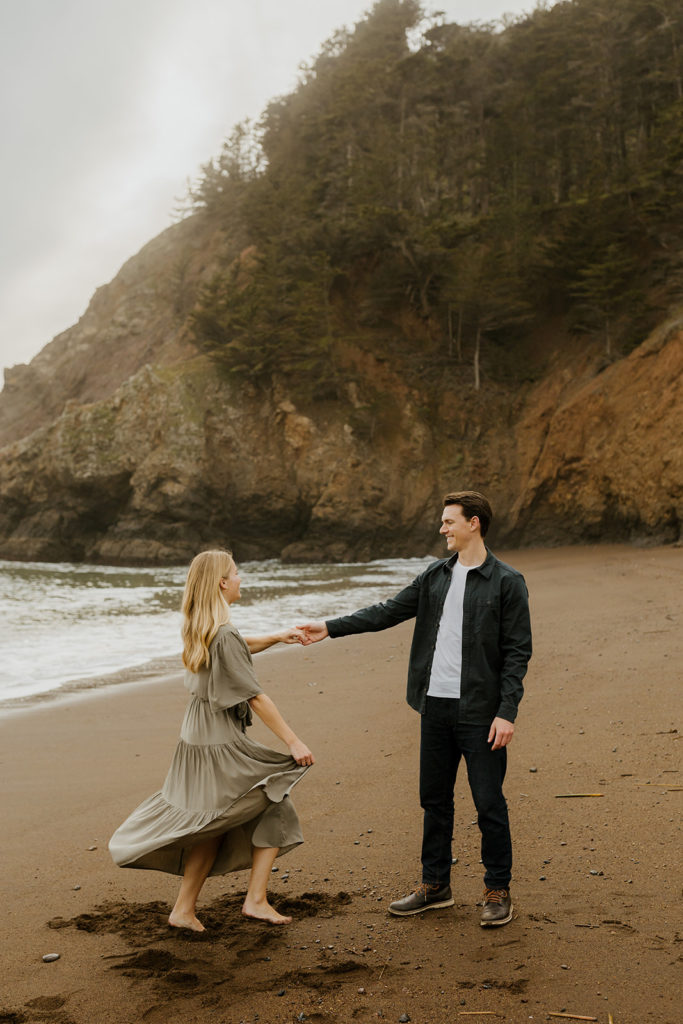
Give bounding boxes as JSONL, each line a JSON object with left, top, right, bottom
{"left": 420, "top": 696, "right": 512, "bottom": 889}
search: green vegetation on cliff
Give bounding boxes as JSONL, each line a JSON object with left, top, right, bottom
{"left": 187, "top": 0, "right": 683, "bottom": 396}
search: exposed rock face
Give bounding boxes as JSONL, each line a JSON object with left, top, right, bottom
{"left": 0, "top": 355, "right": 446, "bottom": 564}
{"left": 508, "top": 322, "right": 683, "bottom": 546}
{"left": 0, "top": 215, "right": 681, "bottom": 565}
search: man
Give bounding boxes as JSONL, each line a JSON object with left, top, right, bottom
{"left": 300, "top": 491, "right": 532, "bottom": 926}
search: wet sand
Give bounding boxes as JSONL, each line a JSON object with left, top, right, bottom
{"left": 1, "top": 545, "right": 680, "bottom": 1024}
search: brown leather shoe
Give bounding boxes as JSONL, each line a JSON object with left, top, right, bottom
{"left": 480, "top": 887, "right": 513, "bottom": 926}
{"left": 388, "top": 882, "right": 454, "bottom": 916}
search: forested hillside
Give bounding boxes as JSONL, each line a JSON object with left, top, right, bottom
{"left": 191, "top": 0, "right": 683, "bottom": 393}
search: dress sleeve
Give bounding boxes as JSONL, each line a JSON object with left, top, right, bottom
{"left": 207, "top": 626, "right": 264, "bottom": 713}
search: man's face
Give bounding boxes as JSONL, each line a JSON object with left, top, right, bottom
{"left": 439, "top": 504, "right": 477, "bottom": 551}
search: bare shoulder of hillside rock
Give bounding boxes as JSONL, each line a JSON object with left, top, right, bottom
{"left": 0, "top": 214, "right": 222, "bottom": 447}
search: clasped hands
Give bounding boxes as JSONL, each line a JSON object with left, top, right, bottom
{"left": 277, "top": 622, "right": 329, "bottom": 646}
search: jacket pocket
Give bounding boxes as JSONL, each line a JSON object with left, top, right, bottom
{"left": 473, "top": 596, "right": 500, "bottom": 636}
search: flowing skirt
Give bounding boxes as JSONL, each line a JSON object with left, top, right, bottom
{"left": 109, "top": 696, "right": 309, "bottom": 876}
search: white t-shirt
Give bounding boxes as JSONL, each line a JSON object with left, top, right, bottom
{"left": 427, "top": 559, "right": 482, "bottom": 698}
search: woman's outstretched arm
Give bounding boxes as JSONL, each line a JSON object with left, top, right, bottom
{"left": 244, "top": 628, "right": 310, "bottom": 654}
{"left": 247, "top": 693, "right": 315, "bottom": 766}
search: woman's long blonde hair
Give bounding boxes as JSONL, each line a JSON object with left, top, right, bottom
{"left": 181, "top": 549, "right": 234, "bottom": 673}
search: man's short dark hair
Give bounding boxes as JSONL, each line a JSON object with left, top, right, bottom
{"left": 443, "top": 491, "right": 493, "bottom": 538}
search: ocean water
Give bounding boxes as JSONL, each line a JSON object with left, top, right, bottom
{"left": 0, "top": 556, "right": 434, "bottom": 704}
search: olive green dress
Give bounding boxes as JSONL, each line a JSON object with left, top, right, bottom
{"left": 109, "top": 623, "right": 309, "bottom": 876}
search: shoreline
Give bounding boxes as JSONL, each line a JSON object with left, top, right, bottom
{"left": 0, "top": 536, "right": 679, "bottom": 570}
{"left": 0, "top": 654, "right": 183, "bottom": 716}
{"left": 3, "top": 541, "right": 677, "bottom": 712}
{"left": 0, "top": 637, "right": 308, "bottom": 716}
{"left": 1, "top": 544, "right": 680, "bottom": 1023}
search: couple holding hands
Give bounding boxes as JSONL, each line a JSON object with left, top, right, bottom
{"left": 109, "top": 491, "right": 532, "bottom": 933}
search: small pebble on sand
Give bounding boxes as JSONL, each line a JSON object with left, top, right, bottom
{"left": 42, "top": 953, "right": 60, "bottom": 963}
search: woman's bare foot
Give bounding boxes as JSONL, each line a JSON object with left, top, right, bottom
{"left": 168, "top": 910, "right": 205, "bottom": 932}
{"left": 241, "top": 897, "right": 292, "bottom": 925}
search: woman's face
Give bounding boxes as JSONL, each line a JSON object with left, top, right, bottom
{"left": 220, "top": 565, "right": 242, "bottom": 605}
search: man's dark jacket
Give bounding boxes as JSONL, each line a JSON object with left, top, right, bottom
{"left": 326, "top": 549, "right": 532, "bottom": 725}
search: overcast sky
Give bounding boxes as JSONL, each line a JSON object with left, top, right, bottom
{"left": 0, "top": 0, "right": 536, "bottom": 373}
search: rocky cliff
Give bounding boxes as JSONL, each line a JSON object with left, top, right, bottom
{"left": 1, "top": 213, "right": 681, "bottom": 565}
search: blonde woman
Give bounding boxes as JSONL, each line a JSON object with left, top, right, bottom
{"left": 109, "top": 549, "right": 314, "bottom": 930}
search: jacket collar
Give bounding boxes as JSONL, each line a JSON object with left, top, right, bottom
{"left": 444, "top": 548, "right": 494, "bottom": 578}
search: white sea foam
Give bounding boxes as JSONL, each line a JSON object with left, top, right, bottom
{"left": 0, "top": 555, "right": 435, "bottom": 703}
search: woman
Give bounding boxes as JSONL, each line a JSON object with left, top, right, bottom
{"left": 109, "top": 549, "right": 314, "bottom": 930}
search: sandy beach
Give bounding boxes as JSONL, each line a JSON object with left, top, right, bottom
{"left": 1, "top": 545, "right": 680, "bottom": 1024}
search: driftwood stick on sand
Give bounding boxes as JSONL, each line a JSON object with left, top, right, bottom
{"left": 554, "top": 793, "right": 604, "bottom": 798}
{"left": 547, "top": 1014, "right": 598, "bottom": 1021}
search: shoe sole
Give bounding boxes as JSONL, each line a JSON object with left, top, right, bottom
{"left": 388, "top": 897, "right": 455, "bottom": 917}
{"left": 480, "top": 903, "right": 513, "bottom": 927}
